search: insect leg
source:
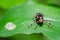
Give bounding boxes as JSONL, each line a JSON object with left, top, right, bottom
{"left": 45, "top": 20, "right": 53, "bottom": 27}
{"left": 43, "top": 20, "right": 51, "bottom": 27}
{"left": 28, "top": 16, "right": 35, "bottom": 28}
{"left": 28, "top": 20, "right": 36, "bottom": 28}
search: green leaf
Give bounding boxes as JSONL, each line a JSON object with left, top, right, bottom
{"left": 0, "top": 0, "right": 60, "bottom": 40}
{"left": 1, "top": 33, "right": 49, "bottom": 40}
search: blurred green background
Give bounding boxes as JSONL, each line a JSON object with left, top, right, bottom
{"left": 0, "top": 0, "right": 60, "bottom": 40}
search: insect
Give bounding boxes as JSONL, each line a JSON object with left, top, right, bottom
{"left": 34, "top": 13, "right": 44, "bottom": 26}
{"left": 35, "top": 13, "right": 53, "bottom": 26}
{"left": 28, "top": 13, "right": 53, "bottom": 29}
